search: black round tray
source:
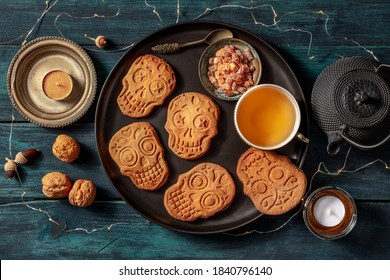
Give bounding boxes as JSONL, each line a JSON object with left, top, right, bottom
{"left": 95, "top": 21, "right": 309, "bottom": 234}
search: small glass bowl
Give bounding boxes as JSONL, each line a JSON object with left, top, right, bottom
{"left": 198, "top": 38, "right": 262, "bottom": 101}
{"left": 303, "top": 186, "right": 358, "bottom": 240}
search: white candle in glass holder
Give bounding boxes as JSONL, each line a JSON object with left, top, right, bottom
{"left": 313, "top": 195, "right": 346, "bottom": 227}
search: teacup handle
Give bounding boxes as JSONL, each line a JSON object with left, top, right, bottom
{"left": 296, "top": 133, "right": 309, "bottom": 144}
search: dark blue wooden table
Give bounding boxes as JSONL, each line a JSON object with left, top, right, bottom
{"left": 1, "top": 0, "right": 389, "bottom": 260}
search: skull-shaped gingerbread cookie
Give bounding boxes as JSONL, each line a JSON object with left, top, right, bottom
{"left": 165, "top": 92, "right": 220, "bottom": 160}
{"left": 164, "top": 162, "right": 235, "bottom": 222}
{"left": 236, "top": 148, "right": 307, "bottom": 215}
{"left": 117, "top": 54, "right": 176, "bottom": 118}
{"left": 109, "top": 122, "right": 169, "bottom": 190}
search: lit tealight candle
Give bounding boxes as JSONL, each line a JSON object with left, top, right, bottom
{"left": 303, "top": 186, "right": 357, "bottom": 240}
{"left": 42, "top": 70, "right": 73, "bottom": 100}
{"left": 313, "top": 195, "right": 345, "bottom": 227}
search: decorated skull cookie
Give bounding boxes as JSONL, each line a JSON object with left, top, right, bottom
{"left": 117, "top": 54, "right": 176, "bottom": 118}
{"left": 236, "top": 148, "right": 307, "bottom": 215}
{"left": 108, "top": 122, "right": 169, "bottom": 190}
{"left": 165, "top": 92, "right": 220, "bottom": 160}
{"left": 164, "top": 162, "right": 235, "bottom": 222}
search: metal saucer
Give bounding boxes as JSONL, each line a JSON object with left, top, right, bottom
{"left": 7, "top": 36, "right": 97, "bottom": 128}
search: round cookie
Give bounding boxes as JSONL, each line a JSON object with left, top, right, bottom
{"left": 164, "top": 162, "right": 235, "bottom": 222}
{"left": 165, "top": 92, "right": 220, "bottom": 160}
{"left": 236, "top": 148, "right": 307, "bottom": 215}
{"left": 117, "top": 54, "right": 176, "bottom": 118}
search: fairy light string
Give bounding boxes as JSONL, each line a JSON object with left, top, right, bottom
{"left": 54, "top": 5, "right": 121, "bottom": 37}
{"left": 145, "top": 0, "right": 163, "bottom": 23}
{"left": 2, "top": 1, "right": 389, "bottom": 242}
{"left": 22, "top": 0, "right": 60, "bottom": 45}
{"left": 53, "top": 3, "right": 137, "bottom": 52}
{"left": 175, "top": 0, "right": 180, "bottom": 23}
{"left": 144, "top": 0, "right": 181, "bottom": 23}
{"left": 0, "top": 159, "right": 61, "bottom": 227}
{"left": 0, "top": 0, "right": 57, "bottom": 46}
{"left": 194, "top": 3, "right": 378, "bottom": 61}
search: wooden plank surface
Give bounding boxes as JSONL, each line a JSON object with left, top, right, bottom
{"left": 0, "top": 0, "right": 389, "bottom": 260}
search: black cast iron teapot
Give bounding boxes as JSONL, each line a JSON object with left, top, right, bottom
{"left": 311, "top": 56, "right": 390, "bottom": 155}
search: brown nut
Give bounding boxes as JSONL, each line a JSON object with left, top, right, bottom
{"left": 14, "top": 149, "right": 40, "bottom": 164}
{"left": 84, "top": 34, "right": 108, "bottom": 48}
{"left": 68, "top": 179, "right": 96, "bottom": 208}
{"left": 4, "top": 158, "right": 17, "bottom": 179}
{"left": 95, "top": 36, "right": 107, "bottom": 48}
{"left": 52, "top": 134, "right": 80, "bottom": 163}
{"left": 42, "top": 171, "right": 72, "bottom": 198}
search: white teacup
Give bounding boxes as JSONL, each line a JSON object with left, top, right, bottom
{"left": 234, "top": 84, "right": 308, "bottom": 150}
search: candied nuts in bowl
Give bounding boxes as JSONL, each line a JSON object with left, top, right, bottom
{"left": 198, "top": 38, "right": 261, "bottom": 101}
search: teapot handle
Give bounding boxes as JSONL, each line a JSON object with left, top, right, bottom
{"left": 341, "top": 132, "right": 390, "bottom": 151}
{"left": 374, "top": 63, "right": 390, "bottom": 73}
{"left": 327, "top": 130, "right": 390, "bottom": 155}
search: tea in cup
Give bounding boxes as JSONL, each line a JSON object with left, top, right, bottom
{"left": 234, "top": 84, "right": 308, "bottom": 150}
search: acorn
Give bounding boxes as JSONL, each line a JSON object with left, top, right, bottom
{"left": 14, "top": 149, "right": 40, "bottom": 165}
{"left": 4, "top": 158, "right": 17, "bottom": 179}
{"left": 84, "top": 34, "right": 107, "bottom": 48}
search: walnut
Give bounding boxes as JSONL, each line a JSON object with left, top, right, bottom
{"left": 52, "top": 134, "right": 80, "bottom": 163}
{"left": 68, "top": 179, "right": 96, "bottom": 208}
{"left": 42, "top": 171, "right": 72, "bottom": 198}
